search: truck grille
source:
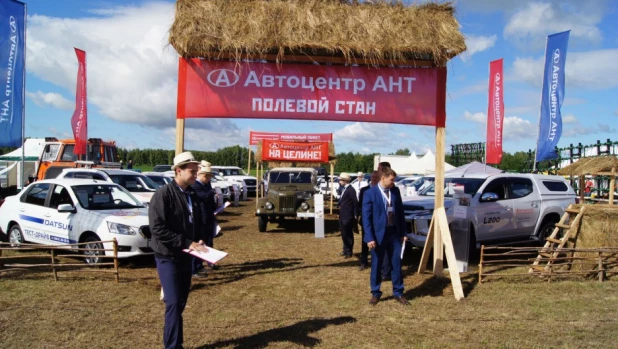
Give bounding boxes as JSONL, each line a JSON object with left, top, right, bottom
{"left": 279, "top": 196, "right": 296, "bottom": 213}
{"left": 139, "top": 226, "right": 151, "bottom": 239}
{"left": 244, "top": 179, "right": 256, "bottom": 186}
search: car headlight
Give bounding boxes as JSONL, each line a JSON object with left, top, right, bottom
{"left": 107, "top": 222, "right": 137, "bottom": 235}
{"left": 300, "top": 202, "right": 310, "bottom": 211}
{"left": 265, "top": 202, "right": 274, "bottom": 210}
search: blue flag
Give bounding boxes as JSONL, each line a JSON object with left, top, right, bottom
{"left": 536, "top": 31, "right": 570, "bottom": 162}
{"left": 0, "top": 0, "right": 26, "bottom": 147}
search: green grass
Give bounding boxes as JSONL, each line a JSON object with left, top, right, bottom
{"left": 1, "top": 201, "right": 617, "bottom": 348}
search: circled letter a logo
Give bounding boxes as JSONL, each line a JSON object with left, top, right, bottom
{"left": 207, "top": 69, "right": 240, "bottom": 87}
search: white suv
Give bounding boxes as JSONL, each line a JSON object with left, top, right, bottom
{"left": 56, "top": 168, "right": 159, "bottom": 206}
{"left": 211, "top": 166, "right": 257, "bottom": 195}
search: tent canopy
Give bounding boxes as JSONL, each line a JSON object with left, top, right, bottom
{"left": 0, "top": 138, "right": 45, "bottom": 162}
{"left": 445, "top": 161, "right": 502, "bottom": 177}
{"left": 375, "top": 150, "right": 455, "bottom": 175}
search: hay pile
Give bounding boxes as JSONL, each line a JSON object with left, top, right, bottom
{"left": 558, "top": 156, "right": 618, "bottom": 176}
{"left": 169, "top": 0, "right": 466, "bottom": 66}
{"left": 255, "top": 141, "right": 336, "bottom": 167}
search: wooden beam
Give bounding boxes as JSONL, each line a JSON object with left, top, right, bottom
{"left": 433, "top": 126, "right": 445, "bottom": 276}
{"left": 436, "top": 207, "right": 465, "bottom": 301}
{"left": 579, "top": 175, "right": 585, "bottom": 204}
{"left": 418, "top": 216, "right": 434, "bottom": 274}
{"left": 175, "top": 118, "right": 185, "bottom": 156}
{"left": 609, "top": 168, "right": 615, "bottom": 205}
{"left": 330, "top": 163, "right": 334, "bottom": 215}
{"left": 199, "top": 51, "right": 437, "bottom": 68}
{"left": 247, "top": 147, "right": 252, "bottom": 175}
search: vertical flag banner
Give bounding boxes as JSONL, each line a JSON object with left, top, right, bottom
{"left": 71, "top": 48, "right": 87, "bottom": 155}
{"left": 0, "top": 0, "right": 26, "bottom": 147}
{"left": 486, "top": 59, "right": 504, "bottom": 164}
{"left": 536, "top": 31, "right": 570, "bottom": 162}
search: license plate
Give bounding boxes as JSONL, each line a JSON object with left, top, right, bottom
{"left": 297, "top": 212, "right": 315, "bottom": 218}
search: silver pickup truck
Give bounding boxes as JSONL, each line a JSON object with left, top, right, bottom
{"left": 403, "top": 173, "right": 576, "bottom": 248}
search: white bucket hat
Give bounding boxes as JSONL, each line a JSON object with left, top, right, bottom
{"left": 339, "top": 172, "right": 351, "bottom": 181}
{"left": 357, "top": 171, "right": 363, "bottom": 177}
{"left": 171, "top": 151, "right": 199, "bottom": 170}
{"left": 198, "top": 165, "right": 213, "bottom": 175}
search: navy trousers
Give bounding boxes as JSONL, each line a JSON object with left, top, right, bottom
{"left": 370, "top": 226, "right": 404, "bottom": 298}
{"left": 156, "top": 256, "right": 193, "bottom": 349}
{"left": 340, "top": 218, "right": 356, "bottom": 255}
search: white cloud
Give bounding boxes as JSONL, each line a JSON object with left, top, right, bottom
{"left": 26, "top": 91, "right": 73, "bottom": 110}
{"left": 504, "top": 2, "right": 605, "bottom": 49}
{"left": 463, "top": 111, "right": 486, "bottom": 123}
{"left": 334, "top": 122, "right": 431, "bottom": 154}
{"left": 563, "top": 114, "right": 577, "bottom": 124}
{"left": 460, "top": 34, "right": 497, "bottom": 61}
{"left": 26, "top": 2, "right": 182, "bottom": 128}
{"left": 450, "top": 81, "right": 486, "bottom": 100}
{"left": 462, "top": 111, "right": 536, "bottom": 140}
{"left": 511, "top": 49, "right": 618, "bottom": 90}
{"left": 335, "top": 122, "right": 394, "bottom": 146}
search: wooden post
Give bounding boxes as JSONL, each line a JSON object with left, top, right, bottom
{"left": 579, "top": 175, "right": 585, "bottom": 204}
{"left": 330, "top": 162, "right": 334, "bottom": 214}
{"left": 113, "top": 238, "right": 119, "bottom": 283}
{"left": 255, "top": 161, "right": 260, "bottom": 210}
{"left": 609, "top": 168, "right": 615, "bottom": 205}
{"left": 598, "top": 251, "right": 604, "bottom": 282}
{"left": 417, "top": 216, "right": 434, "bottom": 274}
{"left": 433, "top": 126, "right": 445, "bottom": 276}
{"left": 51, "top": 249, "right": 57, "bottom": 281}
{"left": 478, "top": 245, "right": 484, "bottom": 284}
{"left": 436, "top": 208, "right": 465, "bottom": 300}
{"left": 175, "top": 118, "right": 185, "bottom": 156}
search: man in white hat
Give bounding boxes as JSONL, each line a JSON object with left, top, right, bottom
{"left": 191, "top": 162, "right": 218, "bottom": 276}
{"left": 352, "top": 171, "right": 368, "bottom": 200}
{"left": 338, "top": 172, "right": 358, "bottom": 258}
{"left": 149, "top": 151, "right": 209, "bottom": 349}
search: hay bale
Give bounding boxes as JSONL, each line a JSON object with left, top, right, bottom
{"left": 169, "top": 0, "right": 466, "bottom": 65}
{"left": 558, "top": 156, "right": 618, "bottom": 176}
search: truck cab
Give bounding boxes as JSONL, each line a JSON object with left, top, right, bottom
{"left": 36, "top": 138, "right": 120, "bottom": 181}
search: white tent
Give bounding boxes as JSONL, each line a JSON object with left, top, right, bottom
{"left": 0, "top": 138, "right": 46, "bottom": 188}
{"left": 445, "top": 161, "right": 502, "bottom": 177}
{"left": 374, "top": 150, "right": 455, "bottom": 175}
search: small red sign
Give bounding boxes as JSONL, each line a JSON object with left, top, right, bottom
{"left": 249, "top": 131, "right": 332, "bottom": 145}
{"left": 262, "top": 140, "right": 329, "bottom": 163}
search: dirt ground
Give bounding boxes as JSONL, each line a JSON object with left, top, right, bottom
{"left": 1, "top": 198, "right": 617, "bottom": 348}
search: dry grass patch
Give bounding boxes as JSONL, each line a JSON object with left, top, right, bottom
{"left": 1, "top": 199, "right": 618, "bottom": 348}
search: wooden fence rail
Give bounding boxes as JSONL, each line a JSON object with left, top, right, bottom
{"left": 0, "top": 239, "right": 119, "bottom": 282}
{"left": 479, "top": 245, "right": 618, "bottom": 283}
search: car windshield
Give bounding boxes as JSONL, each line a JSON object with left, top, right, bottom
{"left": 72, "top": 184, "right": 143, "bottom": 210}
{"left": 153, "top": 165, "right": 172, "bottom": 172}
{"left": 109, "top": 174, "right": 160, "bottom": 192}
{"left": 218, "top": 168, "right": 246, "bottom": 176}
{"left": 147, "top": 175, "right": 170, "bottom": 186}
{"left": 418, "top": 178, "right": 486, "bottom": 197}
{"left": 269, "top": 171, "right": 313, "bottom": 184}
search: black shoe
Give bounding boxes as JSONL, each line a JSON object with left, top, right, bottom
{"left": 369, "top": 296, "right": 380, "bottom": 305}
{"left": 344, "top": 254, "right": 352, "bottom": 259}
{"left": 192, "top": 273, "right": 208, "bottom": 279}
{"left": 339, "top": 252, "right": 345, "bottom": 256}
{"left": 394, "top": 296, "right": 410, "bottom": 305}
{"left": 358, "top": 263, "right": 367, "bottom": 271}
{"left": 210, "top": 264, "right": 220, "bottom": 270}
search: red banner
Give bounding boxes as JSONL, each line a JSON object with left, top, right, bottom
{"left": 250, "top": 131, "right": 332, "bottom": 145}
{"left": 177, "top": 59, "right": 446, "bottom": 126}
{"left": 486, "top": 59, "right": 504, "bottom": 164}
{"left": 71, "top": 48, "right": 87, "bottom": 155}
{"left": 262, "top": 140, "right": 329, "bottom": 163}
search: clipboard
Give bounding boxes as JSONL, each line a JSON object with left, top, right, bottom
{"left": 183, "top": 246, "right": 228, "bottom": 264}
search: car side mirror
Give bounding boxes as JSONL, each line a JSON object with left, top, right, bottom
{"left": 219, "top": 172, "right": 224, "bottom": 176}
{"left": 481, "top": 192, "right": 499, "bottom": 202}
{"left": 57, "top": 204, "right": 76, "bottom": 213}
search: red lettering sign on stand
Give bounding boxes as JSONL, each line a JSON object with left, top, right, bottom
{"left": 250, "top": 131, "right": 332, "bottom": 145}
{"left": 177, "top": 59, "right": 446, "bottom": 126}
{"left": 262, "top": 140, "right": 329, "bottom": 163}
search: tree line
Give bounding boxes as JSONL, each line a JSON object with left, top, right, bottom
{"left": 117, "top": 146, "right": 533, "bottom": 173}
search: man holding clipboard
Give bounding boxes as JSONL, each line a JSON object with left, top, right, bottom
{"left": 149, "top": 152, "right": 209, "bottom": 349}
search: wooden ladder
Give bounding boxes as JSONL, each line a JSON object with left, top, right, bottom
{"left": 529, "top": 204, "right": 586, "bottom": 274}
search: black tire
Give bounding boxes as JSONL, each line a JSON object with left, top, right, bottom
{"left": 258, "top": 215, "right": 268, "bottom": 232}
{"left": 8, "top": 224, "right": 25, "bottom": 247}
{"left": 537, "top": 219, "right": 558, "bottom": 246}
{"left": 83, "top": 234, "right": 105, "bottom": 265}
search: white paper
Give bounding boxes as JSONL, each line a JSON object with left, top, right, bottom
{"left": 400, "top": 240, "right": 406, "bottom": 259}
{"left": 214, "top": 201, "right": 231, "bottom": 216}
{"left": 215, "top": 224, "right": 222, "bottom": 236}
{"left": 453, "top": 206, "right": 467, "bottom": 219}
{"left": 183, "top": 246, "right": 228, "bottom": 264}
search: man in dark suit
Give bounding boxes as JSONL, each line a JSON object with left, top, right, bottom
{"left": 362, "top": 167, "right": 409, "bottom": 305}
{"left": 338, "top": 172, "right": 358, "bottom": 258}
{"left": 190, "top": 163, "right": 217, "bottom": 277}
{"left": 358, "top": 171, "right": 380, "bottom": 270}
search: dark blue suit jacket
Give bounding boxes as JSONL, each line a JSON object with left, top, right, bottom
{"left": 338, "top": 185, "right": 358, "bottom": 221}
{"left": 362, "top": 185, "right": 405, "bottom": 245}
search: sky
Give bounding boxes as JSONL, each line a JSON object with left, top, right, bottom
{"left": 17, "top": 0, "right": 618, "bottom": 156}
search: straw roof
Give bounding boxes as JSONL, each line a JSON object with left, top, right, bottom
{"left": 558, "top": 156, "right": 618, "bottom": 176}
{"left": 169, "top": 0, "right": 466, "bottom": 66}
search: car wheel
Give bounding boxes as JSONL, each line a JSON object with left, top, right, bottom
{"left": 83, "top": 234, "right": 105, "bottom": 265}
{"left": 9, "top": 224, "right": 25, "bottom": 247}
{"left": 258, "top": 215, "right": 268, "bottom": 232}
{"left": 538, "top": 220, "right": 558, "bottom": 246}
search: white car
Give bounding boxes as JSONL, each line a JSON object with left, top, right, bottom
{"left": 0, "top": 179, "right": 152, "bottom": 264}
{"left": 211, "top": 166, "right": 257, "bottom": 195}
{"left": 56, "top": 168, "right": 160, "bottom": 206}
{"left": 142, "top": 172, "right": 173, "bottom": 187}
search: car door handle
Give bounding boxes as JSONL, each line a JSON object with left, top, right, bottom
{"left": 504, "top": 206, "right": 512, "bottom": 211}
{"left": 531, "top": 203, "right": 539, "bottom": 208}
{"left": 44, "top": 214, "right": 52, "bottom": 218}
{"left": 19, "top": 209, "right": 26, "bottom": 212}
